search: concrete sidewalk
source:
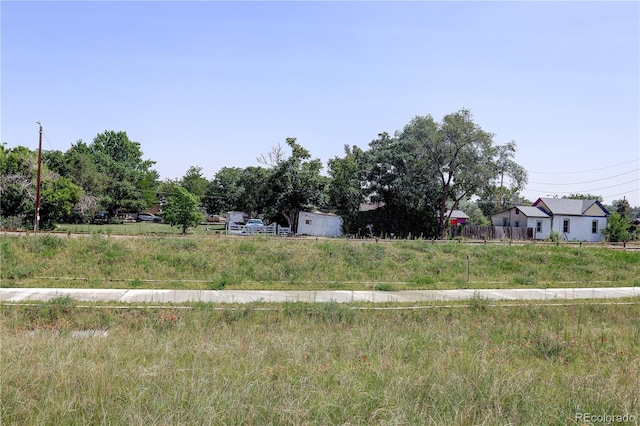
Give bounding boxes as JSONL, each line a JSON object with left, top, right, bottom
{"left": 1, "top": 287, "right": 639, "bottom": 304}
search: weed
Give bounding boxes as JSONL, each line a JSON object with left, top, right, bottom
{"left": 468, "top": 291, "right": 489, "bottom": 312}
{"left": 374, "top": 283, "right": 395, "bottom": 291}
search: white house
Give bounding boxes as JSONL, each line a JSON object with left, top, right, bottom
{"left": 491, "top": 206, "right": 551, "bottom": 240}
{"left": 491, "top": 198, "right": 610, "bottom": 241}
{"left": 297, "top": 211, "right": 343, "bottom": 237}
{"left": 532, "top": 198, "right": 609, "bottom": 242}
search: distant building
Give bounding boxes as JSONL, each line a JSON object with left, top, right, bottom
{"left": 491, "top": 198, "right": 609, "bottom": 241}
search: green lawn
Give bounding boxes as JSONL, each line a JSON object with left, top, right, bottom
{"left": 54, "top": 221, "right": 225, "bottom": 235}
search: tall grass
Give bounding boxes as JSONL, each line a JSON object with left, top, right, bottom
{"left": 1, "top": 235, "right": 639, "bottom": 290}
{"left": 2, "top": 301, "right": 639, "bottom": 424}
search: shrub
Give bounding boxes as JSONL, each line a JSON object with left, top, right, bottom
{"left": 603, "top": 212, "right": 630, "bottom": 242}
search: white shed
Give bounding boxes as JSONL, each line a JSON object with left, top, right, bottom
{"left": 297, "top": 211, "right": 343, "bottom": 237}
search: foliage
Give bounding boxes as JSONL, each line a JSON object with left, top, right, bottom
{"left": 614, "top": 198, "right": 631, "bottom": 217}
{"left": 39, "top": 177, "right": 83, "bottom": 229}
{"left": 263, "top": 138, "right": 325, "bottom": 231}
{"left": 361, "top": 110, "right": 527, "bottom": 238}
{"left": 548, "top": 229, "right": 563, "bottom": 243}
{"left": 603, "top": 212, "right": 630, "bottom": 242}
{"left": 326, "top": 145, "right": 368, "bottom": 231}
{"left": 0, "top": 146, "right": 37, "bottom": 220}
{"left": 563, "top": 193, "right": 603, "bottom": 201}
{"left": 204, "top": 166, "right": 269, "bottom": 217}
{"left": 161, "top": 184, "right": 204, "bottom": 234}
{"left": 456, "top": 198, "right": 491, "bottom": 226}
{"left": 89, "top": 131, "right": 157, "bottom": 216}
{"left": 180, "top": 165, "right": 209, "bottom": 201}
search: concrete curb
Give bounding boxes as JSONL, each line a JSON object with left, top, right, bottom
{"left": 1, "top": 287, "right": 638, "bottom": 304}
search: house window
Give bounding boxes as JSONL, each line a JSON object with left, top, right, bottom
{"left": 563, "top": 219, "right": 570, "bottom": 233}
{"left": 502, "top": 218, "right": 508, "bottom": 226}
{"left": 305, "top": 220, "right": 312, "bottom": 225}
{"left": 592, "top": 220, "right": 598, "bottom": 234}
{"left": 515, "top": 209, "right": 520, "bottom": 215}
{"left": 536, "top": 220, "right": 542, "bottom": 233}
{"left": 515, "top": 221, "right": 520, "bottom": 227}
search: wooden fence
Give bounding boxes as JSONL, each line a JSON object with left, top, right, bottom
{"left": 450, "top": 226, "right": 534, "bottom": 240}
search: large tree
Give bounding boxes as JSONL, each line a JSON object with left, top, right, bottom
{"left": 204, "top": 166, "right": 270, "bottom": 218}
{"left": 39, "top": 177, "right": 83, "bottom": 229}
{"left": 89, "top": 131, "right": 157, "bottom": 216}
{"left": 180, "top": 166, "right": 209, "bottom": 201}
{"left": 364, "top": 109, "right": 527, "bottom": 237}
{"left": 0, "top": 146, "right": 37, "bottom": 220}
{"left": 263, "top": 138, "right": 324, "bottom": 231}
{"left": 326, "top": 145, "right": 368, "bottom": 231}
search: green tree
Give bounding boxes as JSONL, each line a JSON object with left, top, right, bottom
{"left": 204, "top": 167, "right": 247, "bottom": 215}
{"left": 493, "top": 141, "right": 528, "bottom": 210}
{"left": 563, "top": 193, "right": 603, "bottom": 201}
{"left": 603, "top": 212, "right": 630, "bottom": 242}
{"left": 62, "top": 142, "right": 109, "bottom": 197}
{"left": 327, "top": 145, "right": 368, "bottom": 231}
{"left": 162, "top": 184, "right": 204, "bottom": 234}
{"left": 180, "top": 166, "right": 209, "bottom": 201}
{"left": 365, "top": 110, "right": 526, "bottom": 238}
{"left": 39, "top": 177, "right": 83, "bottom": 229}
{"left": 0, "top": 146, "right": 37, "bottom": 220}
{"left": 457, "top": 198, "right": 490, "bottom": 226}
{"left": 477, "top": 185, "right": 530, "bottom": 218}
{"left": 89, "top": 131, "right": 157, "bottom": 216}
{"left": 418, "top": 110, "right": 516, "bottom": 237}
{"left": 364, "top": 131, "right": 439, "bottom": 237}
{"left": 263, "top": 138, "right": 324, "bottom": 231}
{"left": 614, "top": 199, "right": 631, "bottom": 217}
{"left": 238, "top": 166, "right": 270, "bottom": 217}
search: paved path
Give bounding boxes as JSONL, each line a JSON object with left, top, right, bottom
{"left": 1, "top": 287, "right": 639, "bottom": 304}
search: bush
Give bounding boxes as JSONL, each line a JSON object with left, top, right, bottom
{"left": 603, "top": 212, "right": 630, "bottom": 242}
{"left": 548, "top": 229, "right": 562, "bottom": 243}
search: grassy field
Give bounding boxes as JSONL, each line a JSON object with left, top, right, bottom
{"left": 1, "top": 233, "right": 639, "bottom": 290}
{"left": 54, "top": 221, "right": 226, "bottom": 236}
{"left": 1, "top": 298, "right": 639, "bottom": 424}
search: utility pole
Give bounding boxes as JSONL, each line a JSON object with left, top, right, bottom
{"left": 34, "top": 121, "right": 43, "bottom": 232}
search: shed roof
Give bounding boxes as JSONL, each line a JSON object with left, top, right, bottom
{"left": 444, "top": 210, "right": 469, "bottom": 219}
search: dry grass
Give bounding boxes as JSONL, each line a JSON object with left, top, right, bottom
{"left": 2, "top": 300, "right": 639, "bottom": 424}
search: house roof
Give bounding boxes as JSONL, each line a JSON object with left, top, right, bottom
{"left": 515, "top": 206, "right": 550, "bottom": 218}
{"left": 490, "top": 206, "right": 549, "bottom": 219}
{"left": 445, "top": 210, "right": 469, "bottom": 219}
{"left": 533, "top": 198, "right": 610, "bottom": 216}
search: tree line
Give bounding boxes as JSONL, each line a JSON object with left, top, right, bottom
{"left": 10, "top": 109, "right": 632, "bottom": 238}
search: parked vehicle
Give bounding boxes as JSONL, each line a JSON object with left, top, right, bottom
{"left": 245, "top": 218, "right": 264, "bottom": 233}
{"left": 136, "top": 213, "right": 162, "bottom": 223}
{"left": 92, "top": 211, "right": 109, "bottom": 224}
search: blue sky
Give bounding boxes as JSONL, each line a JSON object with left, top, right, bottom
{"left": 2, "top": 1, "right": 639, "bottom": 207}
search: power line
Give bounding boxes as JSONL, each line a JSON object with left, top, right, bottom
{"left": 526, "top": 178, "right": 640, "bottom": 194}
{"left": 528, "top": 159, "right": 639, "bottom": 175}
{"left": 41, "top": 131, "right": 55, "bottom": 151}
{"left": 597, "top": 190, "right": 640, "bottom": 200}
{"left": 529, "top": 169, "right": 639, "bottom": 185}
